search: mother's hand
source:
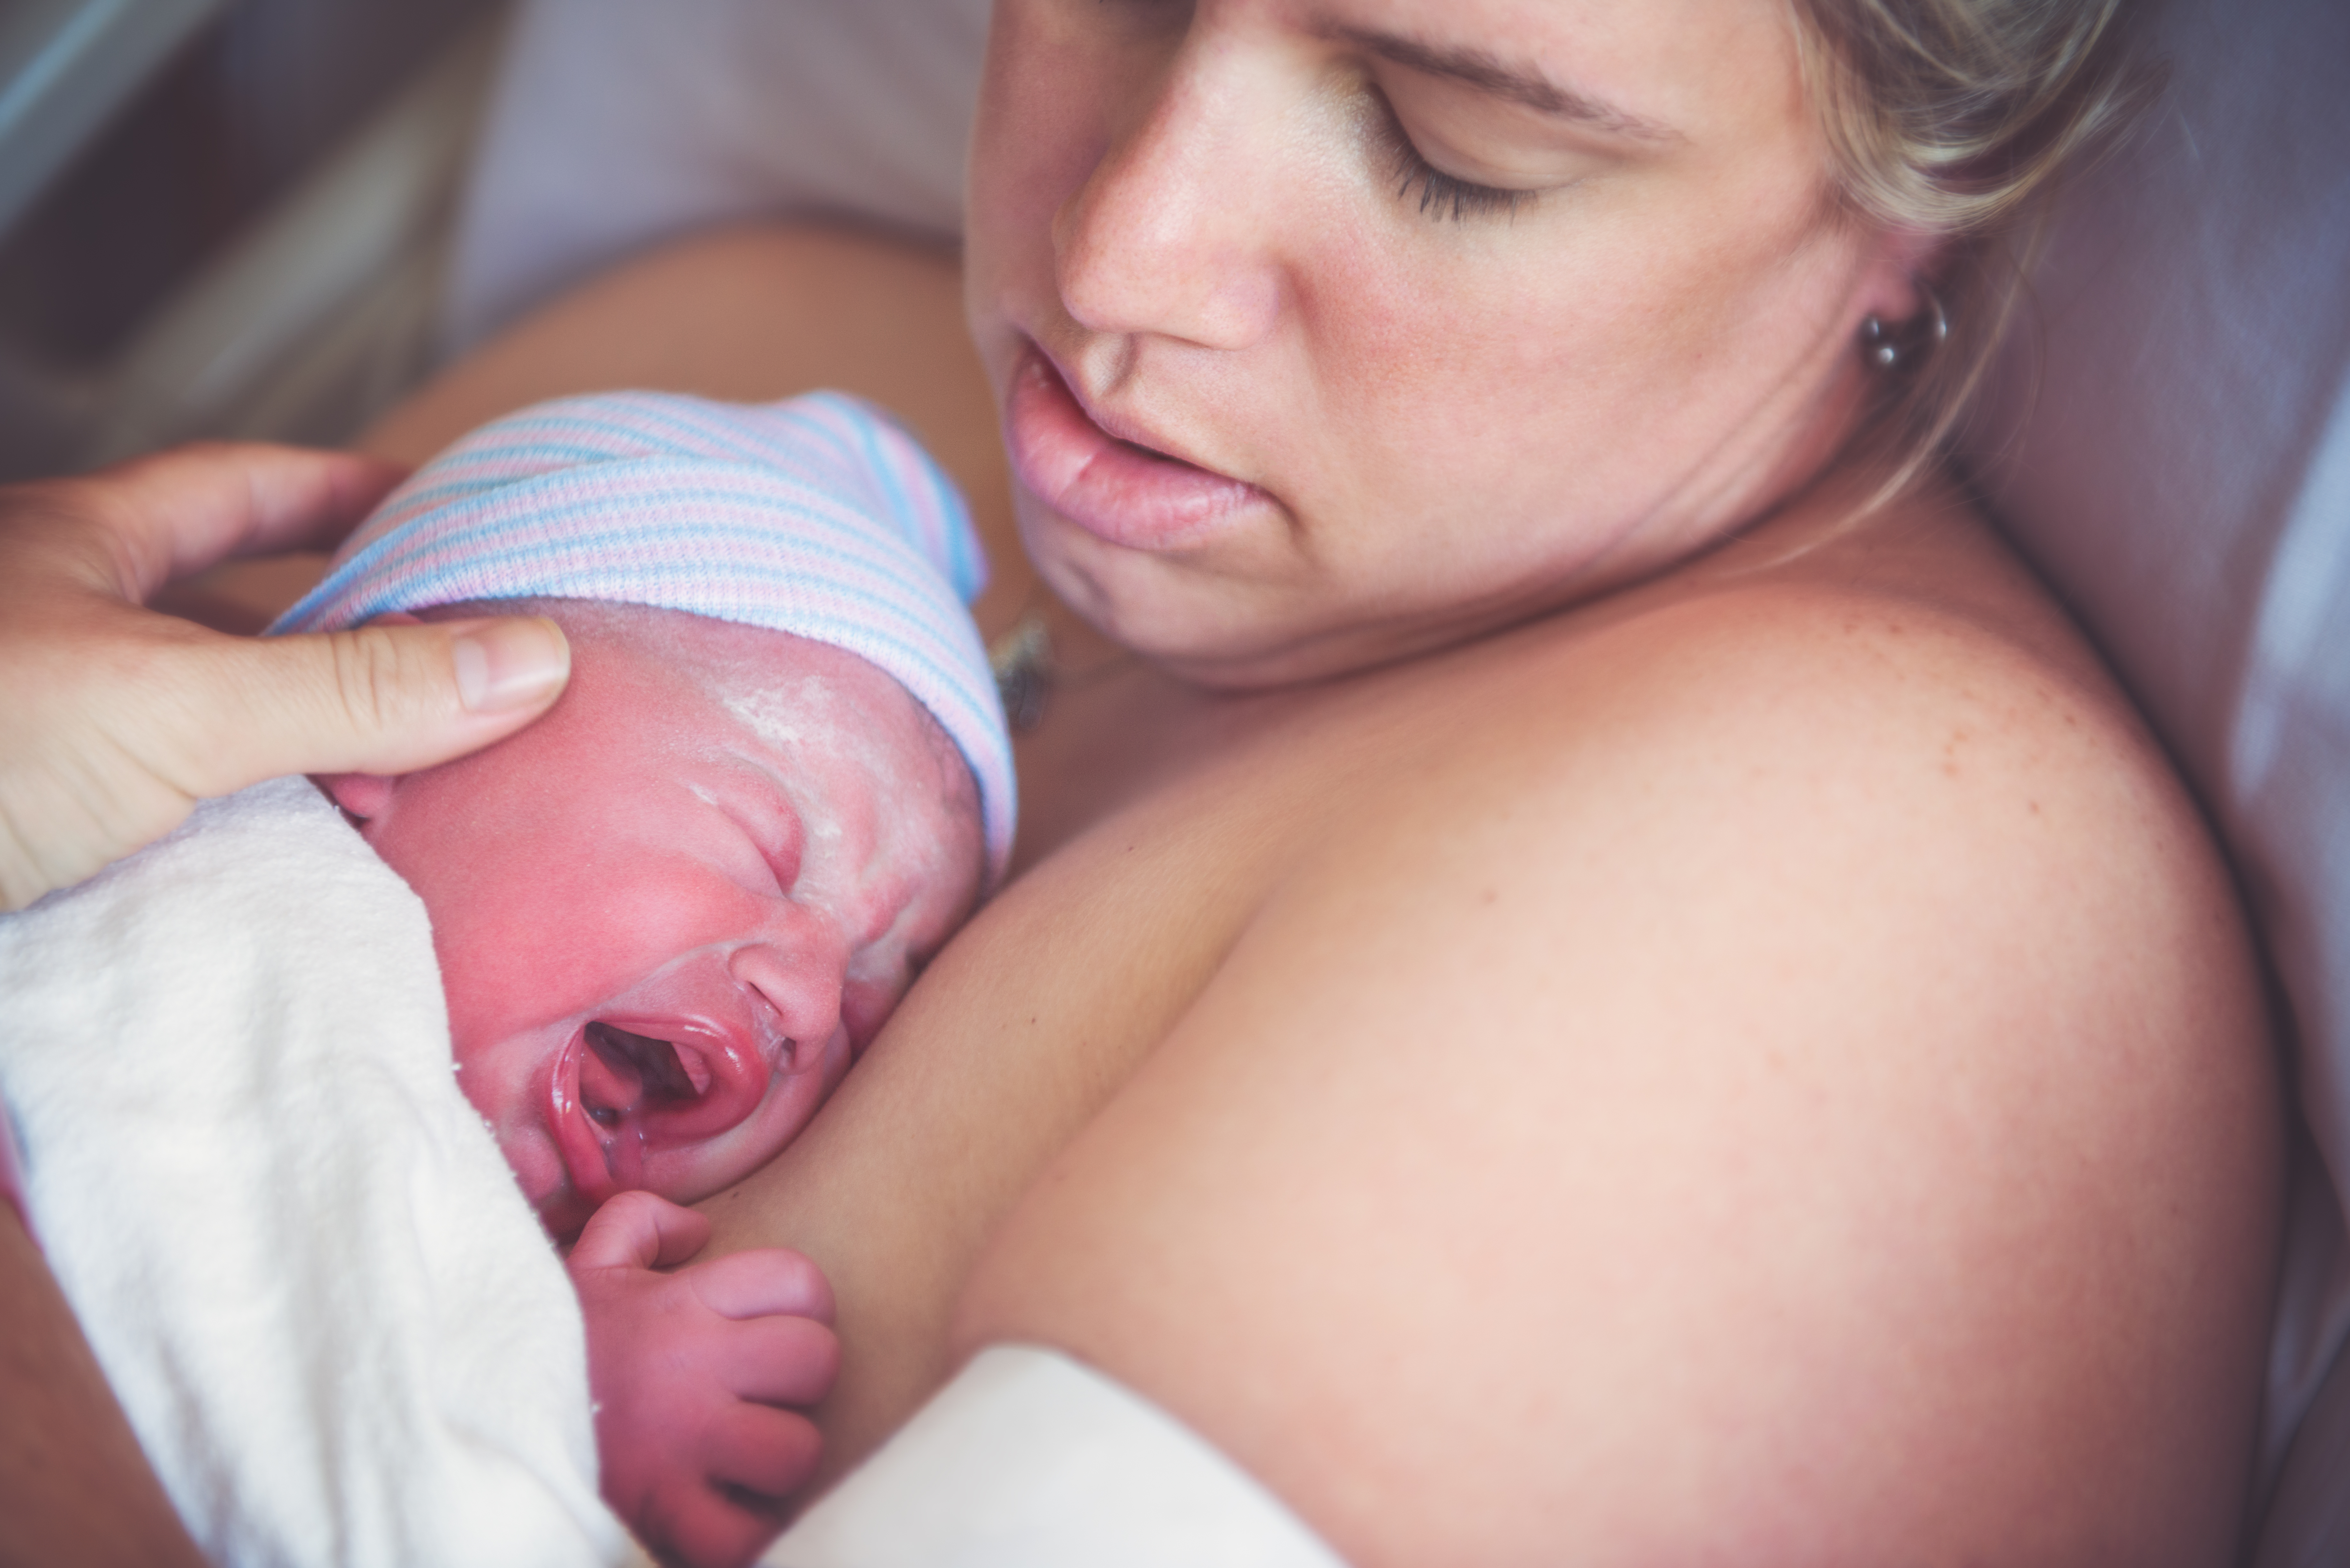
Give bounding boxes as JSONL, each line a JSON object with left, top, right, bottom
{"left": 0, "top": 441, "right": 571, "bottom": 910}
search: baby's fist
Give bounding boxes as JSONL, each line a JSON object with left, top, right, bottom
{"left": 567, "top": 1191, "right": 838, "bottom": 1568}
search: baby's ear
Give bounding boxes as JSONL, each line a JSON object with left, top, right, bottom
{"left": 318, "top": 773, "right": 396, "bottom": 824}
{"left": 316, "top": 616, "right": 421, "bottom": 827}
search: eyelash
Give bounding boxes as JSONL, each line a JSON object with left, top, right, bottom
{"left": 1372, "top": 93, "right": 1531, "bottom": 224}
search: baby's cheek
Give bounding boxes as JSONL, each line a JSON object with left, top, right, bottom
{"left": 838, "top": 976, "right": 906, "bottom": 1052}
{"left": 450, "top": 1036, "right": 573, "bottom": 1213}
{"left": 432, "top": 908, "right": 595, "bottom": 1049}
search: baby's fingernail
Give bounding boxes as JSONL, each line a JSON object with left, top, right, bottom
{"left": 449, "top": 617, "right": 570, "bottom": 713}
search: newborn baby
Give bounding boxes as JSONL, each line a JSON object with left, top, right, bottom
{"left": 0, "top": 389, "right": 1012, "bottom": 1568}
{"left": 277, "top": 387, "right": 1016, "bottom": 1566}
{"left": 326, "top": 602, "right": 979, "bottom": 1565}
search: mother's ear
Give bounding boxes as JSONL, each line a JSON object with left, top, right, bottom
{"left": 1852, "top": 223, "right": 1950, "bottom": 332}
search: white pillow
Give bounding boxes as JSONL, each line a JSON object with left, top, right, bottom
{"left": 440, "top": 0, "right": 988, "bottom": 354}
{"left": 1960, "top": 0, "right": 2350, "bottom": 1551}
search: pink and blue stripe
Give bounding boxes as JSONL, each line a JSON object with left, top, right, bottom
{"left": 273, "top": 389, "right": 1015, "bottom": 882}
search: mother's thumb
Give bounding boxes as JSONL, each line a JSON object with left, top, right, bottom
{"left": 185, "top": 614, "right": 571, "bottom": 788}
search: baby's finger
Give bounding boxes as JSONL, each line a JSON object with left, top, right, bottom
{"left": 702, "top": 1401, "right": 823, "bottom": 1502}
{"left": 686, "top": 1247, "right": 834, "bottom": 1323}
{"left": 569, "top": 1190, "right": 712, "bottom": 1271}
{"left": 715, "top": 1314, "right": 839, "bottom": 1408}
{"left": 646, "top": 1485, "right": 787, "bottom": 1568}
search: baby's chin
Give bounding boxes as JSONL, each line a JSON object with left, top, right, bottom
{"left": 532, "top": 1188, "right": 601, "bottom": 1244}
{"left": 459, "top": 1077, "right": 589, "bottom": 1238}
{"left": 492, "top": 1131, "right": 586, "bottom": 1238}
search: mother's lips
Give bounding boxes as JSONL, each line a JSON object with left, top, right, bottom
{"left": 1004, "top": 346, "right": 1270, "bottom": 551}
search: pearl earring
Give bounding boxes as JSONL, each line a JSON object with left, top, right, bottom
{"left": 1859, "top": 281, "right": 1950, "bottom": 371}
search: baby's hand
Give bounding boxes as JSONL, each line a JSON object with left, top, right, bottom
{"left": 566, "top": 1191, "right": 838, "bottom": 1568}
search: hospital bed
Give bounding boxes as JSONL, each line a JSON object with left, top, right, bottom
{"left": 6, "top": 0, "right": 2346, "bottom": 1559}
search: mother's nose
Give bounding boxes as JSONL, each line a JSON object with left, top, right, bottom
{"left": 1052, "top": 26, "right": 1289, "bottom": 352}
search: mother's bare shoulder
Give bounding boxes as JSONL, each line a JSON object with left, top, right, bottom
{"left": 1275, "top": 520, "right": 2278, "bottom": 1193}
{"left": 961, "top": 524, "right": 2285, "bottom": 1564}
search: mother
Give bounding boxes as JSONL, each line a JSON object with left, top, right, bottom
{"left": 0, "top": 0, "right": 2284, "bottom": 1563}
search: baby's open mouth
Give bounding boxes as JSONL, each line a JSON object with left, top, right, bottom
{"left": 545, "top": 1002, "right": 790, "bottom": 1232}
{"left": 547, "top": 1023, "right": 668, "bottom": 1211}
{"left": 580, "top": 1021, "right": 708, "bottom": 1123}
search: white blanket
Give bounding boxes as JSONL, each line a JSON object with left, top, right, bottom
{"left": 0, "top": 776, "right": 641, "bottom": 1567}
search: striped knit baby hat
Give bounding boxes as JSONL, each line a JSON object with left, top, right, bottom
{"left": 273, "top": 389, "right": 1014, "bottom": 884}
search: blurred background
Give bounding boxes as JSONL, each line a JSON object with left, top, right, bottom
{"left": 0, "top": 0, "right": 506, "bottom": 483}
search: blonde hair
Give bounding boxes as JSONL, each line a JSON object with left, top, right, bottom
{"left": 1787, "top": 0, "right": 2151, "bottom": 497}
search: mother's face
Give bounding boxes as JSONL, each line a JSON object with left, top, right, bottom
{"left": 966, "top": 0, "right": 1928, "bottom": 685}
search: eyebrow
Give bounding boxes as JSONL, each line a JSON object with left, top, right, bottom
{"left": 1324, "top": 25, "right": 1682, "bottom": 145}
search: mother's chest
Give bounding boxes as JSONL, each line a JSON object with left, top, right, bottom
{"left": 929, "top": 658, "right": 1482, "bottom": 1075}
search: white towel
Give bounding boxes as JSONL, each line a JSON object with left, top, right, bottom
{"left": 767, "top": 1346, "right": 1348, "bottom": 1568}
{"left": 0, "top": 776, "right": 640, "bottom": 1568}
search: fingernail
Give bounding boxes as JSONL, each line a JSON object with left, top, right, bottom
{"left": 449, "top": 617, "right": 570, "bottom": 713}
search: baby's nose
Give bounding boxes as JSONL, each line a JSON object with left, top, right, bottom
{"left": 728, "top": 932, "right": 848, "bottom": 1073}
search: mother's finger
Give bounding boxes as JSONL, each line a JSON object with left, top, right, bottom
{"left": 8, "top": 442, "right": 406, "bottom": 601}
{"left": 171, "top": 617, "right": 572, "bottom": 788}
{"left": 0, "top": 612, "right": 568, "bottom": 910}
{"left": 0, "top": 441, "right": 570, "bottom": 910}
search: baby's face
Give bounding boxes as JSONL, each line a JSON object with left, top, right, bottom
{"left": 327, "top": 605, "right": 984, "bottom": 1239}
